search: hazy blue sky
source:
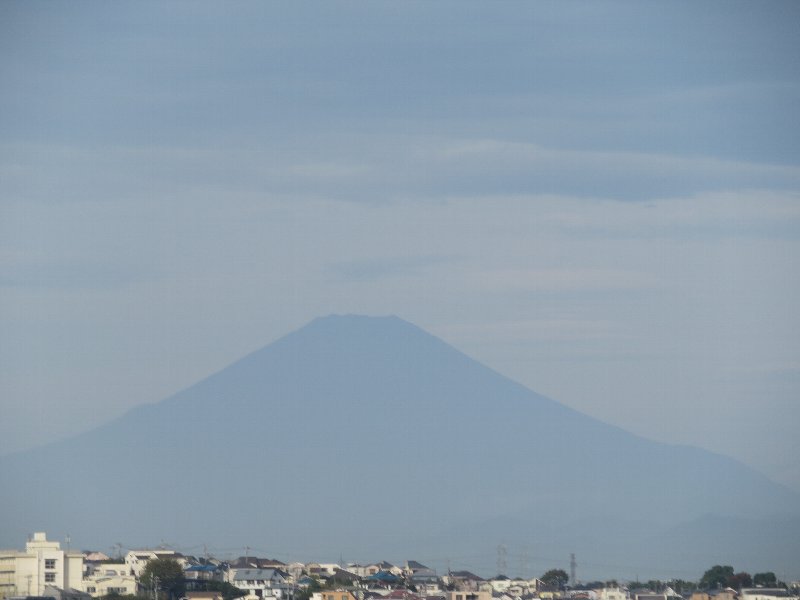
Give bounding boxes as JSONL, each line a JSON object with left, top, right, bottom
{"left": 1, "top": 2, "right": 799, "bottom": 491}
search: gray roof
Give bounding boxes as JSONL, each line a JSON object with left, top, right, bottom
{"left": 450, "top": 571, "right": 484, "bottom": 581}
{"left": 232, "top": 569, "right": 282, "bottom": 581}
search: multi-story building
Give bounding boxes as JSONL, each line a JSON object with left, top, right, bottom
{"left": 0, "top": 532, "right": 84, "bottom": 600}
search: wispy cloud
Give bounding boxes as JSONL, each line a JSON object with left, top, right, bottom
{"left": 328, "top": 255, "right": 457, "bottom": 282}
{"left": 5, "top": 137, "right": 800, "bottom": 209}
{"left": 465, "top": 268, "right": 661, "bottom": 293}
{"left": 440, "top": 318, "right": 622, "bottom": 344}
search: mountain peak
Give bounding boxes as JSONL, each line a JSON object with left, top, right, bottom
{"left": 278, "top": 313, "right": 445, "bottom": 358}
{"left": 304, "top": 313, "right": 409, "bottom": 332}
{"left": 1, "top": 314, "right": 798, "bottom": 577}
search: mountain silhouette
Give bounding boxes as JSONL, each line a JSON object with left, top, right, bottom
{"left": 2, "top": 315, "right": 798, "bottom": 578}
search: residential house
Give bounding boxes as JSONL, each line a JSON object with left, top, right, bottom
{"left": 184, "top": 565, "right": 224, "bottom": 582}
{"left": 80, "top": 563, "right": 136, "bottom": 598}
{"left": 232, "top": 558, "right": 287, "bottom": 571}
{"left": 346, "top": 562, "right": 403, "bottom": 579}
{"left": 346, "top": 565, "right": 377, "bottom": 579}
{"left": 229, "top": 568, "right": 293, "bottom": 600}
{"left": 285, "top": 564, "right": 306, "bottom": 583}
{"left": 446, "top": 590, "right": 491, "bottom": 600}
{"left": 444, "top": 572, "right": 484, "bottom": 592}
{"left": 405, "top": 563, "right": 429, "bottom": 578}
{"left": 487, "top": 576, "right": 512, "bottom": 594}
{"left": 328, "top": 570, "right": 361, "bottom": 587}
{"left": 410, "top": 569, "right": 442, "bottom": 595}
{"left": 306, "top": 565, "right": 340, "bottom": 579}
{"left": 124, "top": 550, "right": 186, "bottom": 579}
{"left": 375, "top": 563, "right": 403, "bottom": 578}
{"left": 365, "top": 571, "right": 401, "bottom": 589}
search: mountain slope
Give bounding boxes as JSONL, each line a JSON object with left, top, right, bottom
{"left": 1, "top": 315, "right": 797, "bottom": 577}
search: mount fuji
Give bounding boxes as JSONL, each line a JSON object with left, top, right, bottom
{"left": 2, "top": 315, "right": 798, "bottom": 578}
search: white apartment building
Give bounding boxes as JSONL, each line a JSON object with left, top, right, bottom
{"left": 0, "top": 532, "right": 84, "bottom": 600}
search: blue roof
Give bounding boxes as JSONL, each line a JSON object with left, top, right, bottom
{"left": 367, "top": 572, "right": 400, "bottom": 582}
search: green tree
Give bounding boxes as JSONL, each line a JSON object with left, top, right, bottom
{"left": 753, "top": 573, "right": 777, "bottom": 588}
{"left": 728, "top": 573, "right": 752, "bottom": 590}
{"left": 294, "top": 578, "right": 322, "bottom": 600}
{"left": 700, "top": 566, "right": 735, "bottom": 589}
{"left": 140, "top": 558, "right": 185, "bottom": 600}
{"left": 540, "top": 569, "right": 569, "bottom": 588}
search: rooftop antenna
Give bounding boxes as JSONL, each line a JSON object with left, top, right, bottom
{"left": 65, "top": 535, "right": 71, "bottom": 553}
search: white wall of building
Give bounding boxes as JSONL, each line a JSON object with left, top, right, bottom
{"left": 0, "top": 532, "right": 84, "bottom": 599}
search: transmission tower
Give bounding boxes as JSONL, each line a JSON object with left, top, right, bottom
{"left": 497, "top": 544, "right": 507, "bottom": 576}
{"left": 570, "top": 553, "right": 576, "bottom": 586}
{"left": 519, "top": 545, "right": 530, "bottom": 579}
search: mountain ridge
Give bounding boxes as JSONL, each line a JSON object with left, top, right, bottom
{"left": 1, "top": 314, "right": 797, "bottom": 578}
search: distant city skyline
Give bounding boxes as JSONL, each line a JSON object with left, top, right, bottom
{"left": 1, "top": 1, "right": 799, "bottom": 495}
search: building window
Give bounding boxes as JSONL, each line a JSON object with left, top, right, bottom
{"left": 45, "top": 559, "right": 56, "bottom": 569}
{"left": 45, "top": 573, "right": 56, "bottom": 583}
{"left": 87, "top": 588, "right": 96, "bottom": 593}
